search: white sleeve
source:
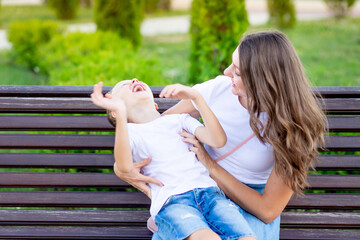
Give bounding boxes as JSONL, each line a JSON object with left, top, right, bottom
{"left": 180, "top": 114, "right": 204, "bottom": 135}
{"left": 192, "top": 75, "right": 229, "bottom": 110}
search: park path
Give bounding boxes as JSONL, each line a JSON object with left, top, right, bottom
{"left": 1, "top": 0, "right": 359, "bottom": 50}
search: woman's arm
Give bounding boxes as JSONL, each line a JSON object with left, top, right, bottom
{"left": 162, "top": 99, "right": 200, "bottom": 118}
{"left": 182, "top": 131, "right": 294, "bottom": 224}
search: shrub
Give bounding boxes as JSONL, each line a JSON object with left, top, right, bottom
{"left": 323, "top": 0, "right": 356, "bottom": 18}
{"left": 48, "top": 0, "right": 80, "bottom": 20}
{"left": 267, "top": 0, "right": 296, "bottom": 28}
{"left": 8, "top": 20, "right": 61, "bottom": 71}
{"left": 94, "top": 0, "right": 145, "bottom": 49}
{"left": 38, "top": 31, "right": 168, "bottom": 86}
{"left": 189, "top": 0, "right": 248, "bottom": 84}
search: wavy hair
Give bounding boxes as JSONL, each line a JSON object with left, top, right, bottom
{"left": 238, "top": 30, "right": 327, "bottom": 194}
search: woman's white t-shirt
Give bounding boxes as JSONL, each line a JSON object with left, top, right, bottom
{"left": 193, "top": 75, "right": 274, "bottom": 185}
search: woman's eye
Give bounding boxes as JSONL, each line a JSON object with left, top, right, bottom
{"left": 235, "top": 71, "right": 240, "bottom": 76}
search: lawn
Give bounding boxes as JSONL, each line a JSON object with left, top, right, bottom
{"left": 0, "top": 16, "right": 359, "bottom": 86}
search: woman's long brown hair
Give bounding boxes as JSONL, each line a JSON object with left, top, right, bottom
{"left": 239, "top": 31, "right": 327, "bottom": 194}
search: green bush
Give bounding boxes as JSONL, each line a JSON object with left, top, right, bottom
{"left": 48, "top": 0, "right": 80, "bottom": 20}
{"left": 8, "top": 20, "right": 61, "bottom": 71}
{"left": 189, "top": 0, "right": 248, "bottom": 84}
{"left": 267, "top": 0, "right": 296, "bottom": 28}
{"left": 323, "top": 0, "right": 356, "bottom": 18}
{"left": 94, "top": 0, "right": 145, "bottom": 49}
{"left": 38, "top": 31, "right": 168, "bottom": 86}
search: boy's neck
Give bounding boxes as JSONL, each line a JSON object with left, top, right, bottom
{"left": 128, "top": 106, "right": 161, "bottom": 124}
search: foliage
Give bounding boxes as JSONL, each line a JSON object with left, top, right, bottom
{"left": 7, "top": 20, "right": 61, "bottom": 71}
{"left": 323, "top": 0, "right": 356, "bottom": 18}
{"left": 94, "top": 0, "right": 145, "bottom": 48}
{"left": 189, "top": 0, "right": 248, "bottom": 84}
{"left": 267, "top": 0, "right": 296, "bottom": 28}
{"left": 48, "top": 0, "right": 80, "bottom": 20}
{"left": 145, "top": 0, "right": 171, "bottom": 13}
{"left": 38, "top": 31, "right": 168, "bottom": 86}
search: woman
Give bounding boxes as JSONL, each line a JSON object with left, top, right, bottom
{"left": 114, "top": 30, "right": 326, "bottom": 239}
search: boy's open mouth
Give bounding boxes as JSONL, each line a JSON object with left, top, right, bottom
{"left": 131, "top": 83, "right": 146, "bottom": 93}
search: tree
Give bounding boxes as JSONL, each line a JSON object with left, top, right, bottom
{"left": 190, "top": 0, "right": 248, "bottom": 84}
{"left": 323, "top": 0, "right": 356, "bottom": 18}
{"left": 48, "top": 0, "right": 80, "bottom": 20}
{"left": 94, "top": 0, "right": 145, "bottom": 49}
{"left": 267, "top": 0, "right": 296, "bottom": 28}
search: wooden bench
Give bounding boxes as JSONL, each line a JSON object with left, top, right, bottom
{"left": 0, "top": 85, "right": 359, "bottom": 239}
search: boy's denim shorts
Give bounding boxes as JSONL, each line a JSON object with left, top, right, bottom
{"left": 152, "top": 187, "right": 256, "bottom": 240}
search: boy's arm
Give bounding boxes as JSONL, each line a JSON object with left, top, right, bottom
{"left": 160, "top": 84, "right": 226, "bottom": 148}
{"left": 91, "top": 82, "right": 133, "bottom": 173}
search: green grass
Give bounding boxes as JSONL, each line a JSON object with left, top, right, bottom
{"left": 0, "top": 5, "right": 94, "bottom": 29}
{"left": 1, "top": 17, "right": 359, "bottom": 86}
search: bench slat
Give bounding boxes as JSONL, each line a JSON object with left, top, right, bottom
{"left": 280, "top": 229, "right": 360, "bottom": 240}
{"left": 1, "top": 153, "right": 359, "bottom": 170}
{"left": 0, "top": 210, "right": 358, "bottom": 229}
{"left": 0, "top": 115, "right": 114, "bottom": 131}
{"left": 0, "top": 134, "right": 358, "bottom": 151}
{"left": 0, "top": 192, "right": 358, "bottom": 209}
{"left": 0, "top": 97, "right": 360, "bottom": 114}
{"left": 0, "top": 173, "right": 359, "bottom": 190}
{"left": 281, "top": 211, "right": 360, "bottom": 229}
{"left": 1, "top": 85, "right": 359, "bottom": 98}
{"left": 1, "top": 115, "right": 359, "bottom": 132}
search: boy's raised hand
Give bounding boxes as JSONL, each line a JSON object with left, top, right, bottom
{"left": 159, "top": 83, "right": 200, "bottom": 100}
{"left": 91, "top": 82, "right": 126, "bottom": 115}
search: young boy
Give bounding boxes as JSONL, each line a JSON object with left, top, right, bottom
{"left": 91, "top": 79, "right": 256, "bottom": 240}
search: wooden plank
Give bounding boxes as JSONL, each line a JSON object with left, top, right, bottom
{"left": 0, "top": 226, "right": 152, "bottom": 239}
{"left": 0, "top": 153, "right": 114, "bottom": 169}
{"left": 316, "top": 155, "right": 360, "bottom": 170}
{"left": 281, "top": 211, "right": 360, "bottom": 229}
{"left": 1, "top": 153, "right": 359, "bottom": 170}
{"left": 0, "top": 172, "right": 129, "bottom": 188}
{"left": 1, "top": 85, "right": 360, "bottom": 98}
{"left": 0, "top": 209, "right": 149, "bottom": 226}
{"left": 0, "top": 134, "right": 115, "bottom": 150}
{"left": 0, "top": 173, "right": 359, "bottom": 190}
{"left": 286, "top": 193, "right": 360, "bottom": 210}
{"left": 0, "top": 192, "right": 358, "bottom": 209}
{"left": 0, "top": 191, "right": 151, "bottom": 208}
{"left": 0, "top": 115, "right": 114, "bottom": 131}
{"left": 1, "top": 115, "right": 358, "bottom": 132}
{"left": 280, "top": 229, "right": 360, "bottom": 240}
{"left": 318, "top": 98, "right": 360, "bottom": 114}
{"left": 0, "top": 97, "right": 178, "bottom": 113}
{"left": 0, "top": 134, "right": 357, "bottom": 151}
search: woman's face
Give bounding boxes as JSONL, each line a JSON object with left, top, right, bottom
{"left": 224, "top": 47, "right": 247, "bottom": 97}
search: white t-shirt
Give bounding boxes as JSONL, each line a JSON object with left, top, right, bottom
{"left": 193, "top": 75, "right": 274, "bottom": 185}
{"left": 127, "top": 114, "right": 217, "bottom": 217}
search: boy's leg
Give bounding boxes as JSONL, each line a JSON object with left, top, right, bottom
{"left": 185, "top": 229, "right": 221, "bottom": 240}
{"left": 153, "top": 190, "right": 220, "bottom": 240}
{"left": 198, "top": 187, "right": 257, "bottom": 240}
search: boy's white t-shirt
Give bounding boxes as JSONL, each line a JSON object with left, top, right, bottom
{"left": 193, "top": 75, "right": 274, "bottom": 185}
{"left": 127, "top": 114, "right": 217, "bottom": 217}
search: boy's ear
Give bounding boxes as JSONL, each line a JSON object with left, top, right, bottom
{"left": 111, "top": 111, "right": 116, "bottom": 119}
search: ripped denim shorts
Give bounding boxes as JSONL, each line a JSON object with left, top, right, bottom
{"left": 152, "top": 187, "right": 256, "bottom": 240}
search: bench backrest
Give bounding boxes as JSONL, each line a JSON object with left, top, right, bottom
{"left": 0, "top": 85, "right": 359, "bottom": 239}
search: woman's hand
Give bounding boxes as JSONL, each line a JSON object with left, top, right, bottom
{"left": 91, "top": 82, "right": 126, "bottom": 116}
{"left": 179, "top": 130, "right": 216, "bottom": 172}
{"left": 113, "top": 157, "right": 164, "bottom": 200}
{"left": 160, "top": 84, "right": 200, "bottom": 101}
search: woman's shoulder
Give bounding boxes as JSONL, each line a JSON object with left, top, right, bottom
{"left": 193, "top": 75, "right": 232, "bottom": 95}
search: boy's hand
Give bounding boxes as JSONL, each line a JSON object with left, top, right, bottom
{"left": 159, "top": 84, "right": 200, "bottom": 101}
{"left": 91, "top": 82, "right": 126, "bottom": 116}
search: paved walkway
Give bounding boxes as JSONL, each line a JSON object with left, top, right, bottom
{"left": 1, "top": 0, "right": 359, "bottom": 50}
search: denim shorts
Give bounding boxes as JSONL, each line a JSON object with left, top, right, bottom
{"left": 232, "top": 183, "right": 280, "bottom": 240}
{"left": 152, "top": 187, "right": 256, "bottom": 240}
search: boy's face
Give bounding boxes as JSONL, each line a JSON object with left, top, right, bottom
{"left": 111, "top": 79, "right": 154, "bottom": 108}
